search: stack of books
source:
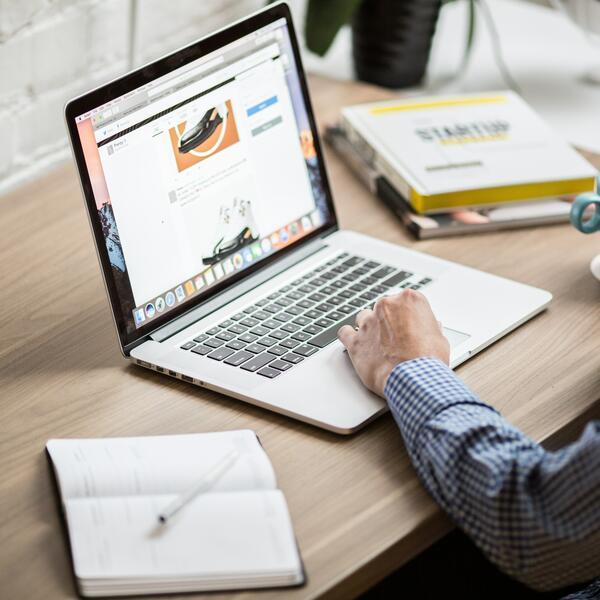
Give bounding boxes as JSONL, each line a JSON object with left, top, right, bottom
{"left": 326, "top": 92, "right": 597, "bottom": 239}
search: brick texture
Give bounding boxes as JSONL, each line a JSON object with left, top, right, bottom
{"left": 0, "top": 0, "right": 268, "bottom": 194}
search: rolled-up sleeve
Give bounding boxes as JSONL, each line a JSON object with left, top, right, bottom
{"left": 385, "top": 357, "right": 600, "bottom": 591}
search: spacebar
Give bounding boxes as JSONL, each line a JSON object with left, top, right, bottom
{"left": 308, "top": 312, "right": 359, "bottom": 348}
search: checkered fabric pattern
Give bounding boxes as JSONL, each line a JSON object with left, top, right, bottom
{"left": 384, "top": 357, "right": 600, "bottom": 593}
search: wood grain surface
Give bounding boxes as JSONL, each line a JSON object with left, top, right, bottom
{"left": 1, "top": 75, "right": 600, "bottom": 600}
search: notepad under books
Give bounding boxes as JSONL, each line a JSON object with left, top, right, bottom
{"left": 46, "top": 430, "right": 304, "bottom": 597}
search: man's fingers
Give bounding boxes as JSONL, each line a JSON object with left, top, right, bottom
{"left": 355, "top": 309, "right": 372, "bottom": 328}
{"left": 337, "top": 324, "right": 356, "bottom": 348}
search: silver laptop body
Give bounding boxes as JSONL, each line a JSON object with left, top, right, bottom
{"left": 65, "top": 3, "right": 551, "bottom": 434}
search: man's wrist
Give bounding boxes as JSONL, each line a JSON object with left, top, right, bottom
{"left": 384, "top": 357, "right": 495, "bottom": 450}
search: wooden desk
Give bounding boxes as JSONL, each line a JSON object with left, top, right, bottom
{"left": 1, "top": 76, "right": 600, "bottom": 600}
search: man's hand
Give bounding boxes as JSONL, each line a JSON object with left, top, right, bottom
{"left": 337, "top": 290, "right": 450, "bottom": 397}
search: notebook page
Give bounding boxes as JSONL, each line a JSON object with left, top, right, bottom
{"left": 65, "top": 490, "right": 301, "bottom": 581}
{"left": 47, "top": 430, "right": 275, "bottom": 500}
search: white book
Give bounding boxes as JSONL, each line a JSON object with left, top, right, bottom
{"left": 46, "top": 430, "right": 304, "bottom": 596}
{"left": 340, "top": 91, "right": 597, "bottom": 214}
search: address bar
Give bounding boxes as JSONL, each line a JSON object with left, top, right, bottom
{"left": 147, "top": 56, "right": 225, "bottom": 98}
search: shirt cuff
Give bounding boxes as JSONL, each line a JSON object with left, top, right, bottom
{"left": 384, "top": 357, "right": 498, "bottom": 451}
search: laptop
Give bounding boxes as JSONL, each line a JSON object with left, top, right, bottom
{"left": 65, "top": 2, "right": 552, "bottom": 434}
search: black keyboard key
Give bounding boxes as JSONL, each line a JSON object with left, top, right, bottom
{"left": 294, "top": 345, "right": 319, "bottom": 357}
{"left": 338, "top": 305, "right": 355, "bottom": 314}
{"left": 315, "top": 318, "right": 333, "bottom": 328}
{"left": 270, "top": 359, "right": 293, "bottom": 371}
{"left": 400, "top": 282, "right": 412, "bottom": 288}
{"left": 252, "top": 311, "right": 270, "bottom": 320}
{"left": 372, "top": 285, "right": 387, "bottom": 294}
{"left": 250, "top": 326, "right": 270, "bottom": 337}
{"left": 231, "top": 312, "right": 245, "bottom": 321}
{"left": 328, "top": 297, "right": 343, "bottom": 305}
{"left": 239, "top": 332, "right": 258, "bottom": 343}
{"left": 291, "top": 278, "right": 303, "bottom": 286}
{"left": 308, "top": 292, "right": 326, "bottom": 302}
{"left": 207, "top": 347, "right": 235, "bottom": 361}
{"left": 205, "top": 337, "right": 224, "bottom": 348}
{"left": 361, "top": 291, "right": 378, "bottom": 301}
{"left": 219, "top": 319, "right": 233, "bottom": 328}
{"left": 321, "top": 286, "right": 336, "bottom": 295}
{"left": 342, "top": 256, "right": 362, "bottom": 267}
{"left": 245, "top": 343, "right": 264, "bottom": 354}
{"left": 298, "top": 285, "right": 315, "bottom": 293}
{"left": 224, "top": 350, "right": 254, "bottom": 366}
{"left": 281, "top": 322, "right": 300, "bottom": 333}
{"left": 349, "top": 283, "right": 367, "bottom": 292}
{"left": 292, "top": 332, "right": 311, "bottom": 342}
{"left": 228, "top": 324, "right": 247, "bottom": 335}
{"left": 193, "top": 333, "right": 209, "bottom": 343}
{"left": 216, "top": 331, "right": 235, "bottom": 342}
{"left": 339, "top": 290, "right": 354, "bottom": 299}
{"left": 297, "top": 299, "right": 314, "bottom": 309}
{"left": 361, "top": 276, "right": 378, "bottom": 286}
{"left": 274, "top": 312, "right": 293, "bottom": 322}
{"left": 351, "top": 267, "right": 369, "bottom": 276}
{"left": 364, "top": 261, "right": 381, "bottom": 269}
{"left": 315, "top": 303, "right": 335, "bottom": 313}
{"left": 240, "top": 317, "right": 259, "bottom": 327}
{"left": 350, "top": 298, "right": 365, "bottom": 308}
{"left": 206, "top": 327, "right": 220, "bottom": 335}
{"left": 180, "top": 341, "right": 196, "bottom": 350}
{"left": 256, "top": 298, "right": 270, "bottom": 307}
{"left": 419, "top": 277, "right": 432, "bottom": 285}
{"left": 321, "top": 271, "right": 337, "bottom": 280}
{"left": 270, "top": 329, "right": 288, "bottom": 340}
{"left": 280, "top": 285, "right": 292, "bottom": 293}
{"left": 303, "top": 324, "right": 322, "bottom": 335}
{"left": 371, "top": 266, "right": 395, "bottom": 278}
{"left": 280, "top": 338, "right": 300, "bottom": 349}
{"left": 268, "top": 346, "right": 287, "bottom": 357}
{"left": 411, "top": 284, "right": 421, "bottom": 290}
{"left": 226, "top": 339, "right": 247, "bottom": 350}
{"left": 243, "top": 305, "right": 257, "bottom": 314}
{"left": 263, "top": 303, "right": 281, "bottom": 314}
{"left": 267, "top": 292, "right": 279, "bottom": 300}
{"left": 292, "top": 316, "right": 311, "bottom": 326}
{"left": 257, "top": 367, "right": 281, "bottom": 379}
{"left": 262, "top": 319, "right": 279, "bottom": 329}
{"left": 240, "top": 353, "right": 275, "bottom": 372}
{"left": 308, "top": 311, "right": 359, "bottom": 348}
{"left": 282, "top": 353, "right": 304, "bottom": 364}
{"left": 191, "top": 344, "right": 213, "bottom": 355}
{"left": 287, "top": 291, "right": 303, "bottom": 300}
{"left": 304, "top": 309, "right": 321, "bottom": 320}
{"left": 257, "top": 336, "right": 278, "bottom": 347}
{"left": 331, "top": 279, "right": 347, "bottom": 289}
{"left": 327, "top": 311, "right": 344, "bottom": 322}
{"left": 381, "top": 271, "right": 412, "bottom": 287}
{"left": 285, "top": 306, "right": 302, "bottom": 316}
{"left": 309, "top": 277, "right": 327, "bottom": 287}
{"left": 332, "top": 265, "right": 349, "bottom": 273}
{"left": 275, "top": 297, "right": 293, "bottom": 307}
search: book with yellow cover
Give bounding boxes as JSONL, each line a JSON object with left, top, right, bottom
{"left": 340, "top": 92, "right": 597, "bottom": 214}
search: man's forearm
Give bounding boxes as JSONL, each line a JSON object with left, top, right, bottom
{"left": 385, "top": 357, "right": 600, "bottom": 591}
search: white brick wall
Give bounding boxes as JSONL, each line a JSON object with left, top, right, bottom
{"left": 0, "top": 0, "right": 265, "bottom": 195}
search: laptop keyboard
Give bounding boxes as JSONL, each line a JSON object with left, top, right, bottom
{"left": 178, "top": 252, "right": 432, "bottom": 379}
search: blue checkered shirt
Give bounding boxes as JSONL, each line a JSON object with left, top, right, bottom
{"left": 384, "top": 357, "right": 600, "bottom": 593}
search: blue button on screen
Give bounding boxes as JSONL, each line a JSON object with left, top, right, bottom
{"left": 246, "top": 95, "right": 278, "bottom": 117}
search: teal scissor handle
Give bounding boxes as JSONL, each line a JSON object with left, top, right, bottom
{"left": 571, "top": 175, "right": 600, "bottom": 234}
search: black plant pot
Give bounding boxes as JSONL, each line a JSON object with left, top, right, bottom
{"left": 352, "top": 0, "right": 442, "bottom": 88}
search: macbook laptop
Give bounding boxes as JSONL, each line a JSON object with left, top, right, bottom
{"left": 65, "top": 2, "right": 551, "bottom": 433}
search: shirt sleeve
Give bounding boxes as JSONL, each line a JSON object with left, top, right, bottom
{"left": 385, "top": 357, "right": 600, "bottom": 592}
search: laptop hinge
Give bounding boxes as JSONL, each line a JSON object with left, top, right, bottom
{"left": 149, "top": 236, "right": 332, "bottom": 343}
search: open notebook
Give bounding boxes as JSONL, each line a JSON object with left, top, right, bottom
{"left": 46, "top": 430, "right": 304, "bottom": 597}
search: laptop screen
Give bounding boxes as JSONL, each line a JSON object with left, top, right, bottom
{"left": 72, "top": 13, "right": 333, "bottom": 340}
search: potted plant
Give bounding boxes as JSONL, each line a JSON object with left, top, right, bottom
{"left": 303, "top": 0, "right": 475, "bottom": 88}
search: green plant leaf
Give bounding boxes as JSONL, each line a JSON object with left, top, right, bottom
{"left": 305, "top": 0, "right": 364, "bottom": 56}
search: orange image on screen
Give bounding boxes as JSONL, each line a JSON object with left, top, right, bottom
{"left": 169, "top": 100, "right": 240, "bottom": 172}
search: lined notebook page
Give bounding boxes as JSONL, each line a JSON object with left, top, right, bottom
{"left": 47, "top": 430, "right": 276, "bottom": 500}
{"left": 65, "top": 490, "right": 301, "bottom": 581}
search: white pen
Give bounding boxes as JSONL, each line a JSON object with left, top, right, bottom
{"left": 158, "top": 449, "right": 240, "bottom": 524}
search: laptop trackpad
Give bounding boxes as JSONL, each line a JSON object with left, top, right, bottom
{"left": 443, "top": 327, "right": 470, "bottom": 349}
